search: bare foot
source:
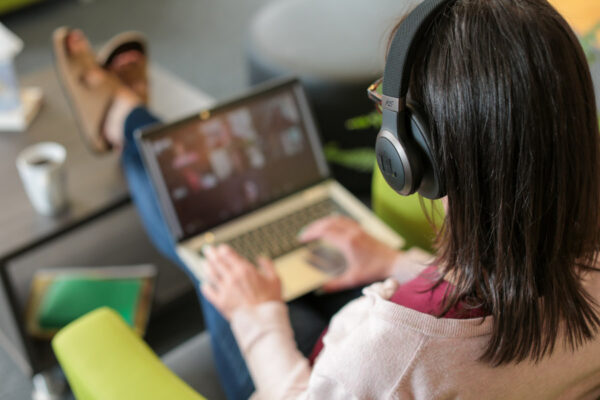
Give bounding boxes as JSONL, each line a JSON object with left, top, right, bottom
{"left": 65, "top": 30, "right": 142, "bottom": 149}
{"left": 105, "top": 49, "right": 149, "bottom": 103}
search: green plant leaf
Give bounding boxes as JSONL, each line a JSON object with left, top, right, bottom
{"left": 581, "top": 22, "right": 600, "bottom": 63}
{"left": 324, "top": 143, "right": 376, "bottom": 172}
{"left": 344, "top": 111, "right": 382, "bottom": 131}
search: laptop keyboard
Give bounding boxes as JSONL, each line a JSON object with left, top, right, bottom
{"left": 224, "top": 199, "right": 346, "bottom": 261}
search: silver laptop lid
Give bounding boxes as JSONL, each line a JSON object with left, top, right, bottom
{"left": 137, "top": 78, "right": 330, "bottom": 242}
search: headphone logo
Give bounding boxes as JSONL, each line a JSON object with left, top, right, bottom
{"left": 381, "top": 96, "right": 399, "bottom": 112}
{"left": 378, "top": 154, "right": 397, "bottom": 178}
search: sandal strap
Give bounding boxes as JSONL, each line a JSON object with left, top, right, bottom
{"left": 53, "top": 27, "right": 118, "bottom": 153}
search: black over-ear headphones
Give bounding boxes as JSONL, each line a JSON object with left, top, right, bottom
{"left": 375, "top": 0, "right": 450, "bottom": 199}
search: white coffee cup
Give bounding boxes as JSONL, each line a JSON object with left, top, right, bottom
{"left": 16, "top": 142, "right": 69, "bottom": 216}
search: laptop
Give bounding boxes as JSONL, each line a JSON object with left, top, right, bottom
{"left": 137, "top": 77, "right": 404, "bottom": 300}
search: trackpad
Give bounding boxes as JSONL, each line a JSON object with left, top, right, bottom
{"left": 275, "top": 244, "right": 348, "bottom": 301}
{"left": 274, "top": 248, "right": 330, "bottom": 301}
{"left": 305, "top": 242, "right": 347, "bottom": 276}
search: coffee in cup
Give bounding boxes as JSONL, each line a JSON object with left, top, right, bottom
{"left": 16, "top": 142, "right": 69, "bottom": 216}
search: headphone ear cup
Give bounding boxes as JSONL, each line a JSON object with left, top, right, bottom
{"left": 376, "top": 108, "right": 427, "bottom": 196}
{"left": 407, "top": 104, "right": 446, "bottom": 199}
{"left": 375, "top": 129, "right": 410, "bottom": 194}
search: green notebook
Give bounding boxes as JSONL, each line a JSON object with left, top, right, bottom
{"left": 37, "top": 277, "right": 143, "bottom": 329}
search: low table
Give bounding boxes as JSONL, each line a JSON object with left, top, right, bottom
{"left": 0, "top": 64, "right": 214, "bottom": 389}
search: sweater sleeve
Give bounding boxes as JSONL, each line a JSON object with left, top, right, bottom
{"left": 230, "top": 301, "right": 312, "bottom": 399}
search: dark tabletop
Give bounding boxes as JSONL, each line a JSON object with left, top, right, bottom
{"left": 0, "top": 65, "right": 215, "bottom": 375}
{"left": 0, "top": 67, "right": 128, "bottom": 261}
{"left": 0, "top": 65, "right": 215, "bottom": 261}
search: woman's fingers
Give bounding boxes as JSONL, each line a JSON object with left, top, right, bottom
{"left": 298, "top": 215, "right": 358, "bottom": 243}
{"left": 298, "top": 216, "right": 341, "bottom": 242}
{"left": 219, "top": 245, "right": 260, "bottom": 294}
{"left": 257, "top": 255, "right": 277, "bottom": 279}
{"left": 256, "top": 255, "right": 282, "bottom": 299}
{"left": 205, "top": 245, "right": 235, "bottom": 279}
{"left": 201, "top": 245, "right": 284, "bottom": 319}
{"left": 201, "top": 281, "right": 220, "bottom": 304}
{"left": 217, "top": 245, "right": 256, "bottom": 280}
{"left": 217, "top": 245, "right": 250, "bottom": 270}
{"left": 203, "top": 254, "right": 224, "bottom": 285}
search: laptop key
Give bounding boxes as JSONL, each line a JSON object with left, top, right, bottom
{"left": 225, "top": 199, "right": 346, "bottom": 260}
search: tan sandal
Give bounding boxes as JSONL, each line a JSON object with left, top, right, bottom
{"left": 53, "top": 27, "right": 119, "bottom": 154}
{"left": 97, "top": 31, "right": 149, "bottom": 104}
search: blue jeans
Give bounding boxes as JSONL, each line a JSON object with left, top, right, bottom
{"left": 122, "top": 107, "right": 361, "bottom": 400}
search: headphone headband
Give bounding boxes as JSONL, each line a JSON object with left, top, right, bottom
{"left": 382, "top": 0, "right": 451, "bottom": 106}
{"left": 375, "top": 0, "right": 450, "bottom": 199}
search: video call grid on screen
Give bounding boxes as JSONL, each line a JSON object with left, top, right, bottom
{"left": 139, "top": 81, "right": 330, "bottom": 241}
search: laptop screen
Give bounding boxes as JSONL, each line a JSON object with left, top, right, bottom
{"left": 138, "top": 79, "right": 330, "bottom": 241}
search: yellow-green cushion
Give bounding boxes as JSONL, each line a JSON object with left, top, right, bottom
{"left": 0, "top": 0, "right": 41, "bottom": 14}
{"left": 371, "top": 167, "right": 443, "bottom": 252}
{"left": 52, "top": 307, "right": 205, "bottom": 400}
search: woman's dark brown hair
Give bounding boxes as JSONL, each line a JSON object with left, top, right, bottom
{"left": 405, "top": 0, "right": 600, "bottom": 365}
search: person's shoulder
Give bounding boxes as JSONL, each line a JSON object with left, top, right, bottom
{"left": 325, "top": 279, "right": 434, "bottom": 352}
{"left": 326, "top": 279, "right": 401, "bottom": 331}
{"left": 313, "top": 282, "right": 429, "bottom": 399}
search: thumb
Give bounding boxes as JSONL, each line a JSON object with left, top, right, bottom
{"left": 257, "top": 256, "right": 278, "bottom": 279}
{"left": 321, "top": 273, "right": 360, "bottom": 293}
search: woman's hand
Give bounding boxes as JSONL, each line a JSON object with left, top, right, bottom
{"left": 201, "top": 244, "right": 283, "bottom": 320}
{"left": 298, "top": 216, "right": 401, "bottom": 292}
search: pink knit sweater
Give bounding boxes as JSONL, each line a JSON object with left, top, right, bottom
{"left": 230, "top": 269, "right": 600, "bottom": 399}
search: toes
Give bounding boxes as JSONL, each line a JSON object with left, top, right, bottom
{"left": 106, "top": 49, "right": 148, "bottom": 101}
{"left": 66, "top": 29, "right": 92, "bottom": 56}
{"left": 109, "top": 50, "right": 145, "bottom": 70}
{"left": 64, "top": 29, "right": 106, "bottom": 86}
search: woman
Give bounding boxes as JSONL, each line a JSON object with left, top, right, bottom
{"left": 201, "top": 0, "right": 600, "bottom": 397}
{"left": 54, "top": 0, "right": 600, "bottom": 397}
